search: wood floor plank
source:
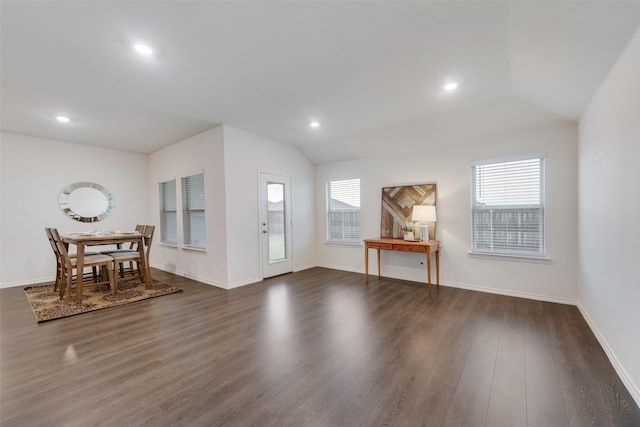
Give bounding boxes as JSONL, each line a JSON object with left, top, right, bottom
{"left": 524, "top": 301, "right": 570, "bottom": 427}
{"left": 485, "top": 373, "right": 527, "bottom": 427}
{"left": 442, "top": 292, "right": 504, "bottom": 427}
{"left": 544, "top": 303, "right": 640, "bottom": 427}
{"left": 1, "top": 267, "right": 639, "bottom": 426}
{"left": 494, "top": 297, "right": 526, "bottom": 381}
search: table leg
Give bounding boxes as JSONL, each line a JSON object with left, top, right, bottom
{"left": 75, "top": 243, "right": 85, "bottom": 304}
{"left": 377, "top": 248, "right": 381, "bottom": 278}
{"left": 436, "top": 248, "right": 440, "bottom": 287}
{"left": 426, "top": 248, "right": 432, "bottom": 290}
{"left": 137, "top": 237, "right": 150, "bottom": 289}
{"left": 365, "top": 245, "right": 369, "bottom": 282}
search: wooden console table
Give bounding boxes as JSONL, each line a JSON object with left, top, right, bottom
{"left": 364, "top": 238, "right": 440, "bottom": 289}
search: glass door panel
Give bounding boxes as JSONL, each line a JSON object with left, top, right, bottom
{"left": 267, "top": 183, "right": 285, "bottom": 262}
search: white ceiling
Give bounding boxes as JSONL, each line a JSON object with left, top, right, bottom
{"left": 2, "top": 1, "right": 639, "bottom": 164}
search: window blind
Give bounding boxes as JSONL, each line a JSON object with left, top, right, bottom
{"left": 471, "top": 156, "right": 545, "bottom": 255}
{"left": 327, "top": 179, "right": 360, "bottom": 242}
{"left": 159, "top": 180, "right": 177, "bottom": 244}
{"left": 182, "top": 173, "right": 205, "bottom": 249}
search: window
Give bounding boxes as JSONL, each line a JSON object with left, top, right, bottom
{"left": 159, "top": 180, "right": 177, "bottom": 245}
{"left": 327, "top": 178, "right": 360, "bottom": 243}
{"left": 471, "top": 155, "right": 545, "bottom": 256}
{"left": 182, "top": 173, "right": 205, "bottom": 249}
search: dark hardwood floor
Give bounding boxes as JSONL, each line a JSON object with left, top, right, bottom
{"left": 1, "top": 267, "right": 639, "bottom": 426}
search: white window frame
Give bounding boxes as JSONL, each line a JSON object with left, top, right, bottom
{"left": 159, "top": 179, "right": 177, "bottom": 246}
{"left": 326, "top": 178, "right": 361, "bottom": 244}
{"left": 470, "top": 154, "right": 547, "bottom": 259}
{"left": 182, "top": 172, "right": 206, "bottom": 250}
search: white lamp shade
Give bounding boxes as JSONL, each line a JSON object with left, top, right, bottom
{"left": 411, "top": 205, "right": 436, "bottom": 222}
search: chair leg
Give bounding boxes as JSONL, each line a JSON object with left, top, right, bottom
{"left": 59, "top": 265, "right": 70, "bottom": 300}
{"left": 135, "top": 261, "right": 144, "bottom": 283}
{"left": 64, "top": 270, "right": 73, "bottom": 303}
{"left": 54, "top": 259, "right": 61, "bottom": 292}
{"left": 111, "top": 263, "right": 118, "bottom": 296}
{"left": 98, "top": 266, "right": 109, "bottom": 291}
{"left": 58, "top": 268, "right": 65, "bottom": 300}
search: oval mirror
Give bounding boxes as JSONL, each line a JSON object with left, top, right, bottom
{"left": 59, "top": 182, "right": 115, "bottom": 223}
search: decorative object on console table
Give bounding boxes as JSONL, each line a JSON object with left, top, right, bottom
{"left": 381, "top": 184, "right": 436, "bottom": 240}
{"left": 401, "top": 221, "right": 415, "bottom": 241}
{"left": 411, "top": 205, "right": 437, "bottom": 241}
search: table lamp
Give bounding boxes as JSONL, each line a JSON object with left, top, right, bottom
{"left": 411, "top": 205, "right": 437, "bottom": 241}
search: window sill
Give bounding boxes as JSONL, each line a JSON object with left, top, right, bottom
{"left": 159, "top": 242, "right": 178, "bottom": 249}
{"left": 324, "top": 241, "right": 363, "bottom": 247}
{"left": 183, "top": 245, "right": 207, "bottom": 253}
{"left": 468, "top": 251, "right": 551, "bottom": 264}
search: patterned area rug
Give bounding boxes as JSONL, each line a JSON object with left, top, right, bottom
{"left": 24, "top": 278, "right": 182, "bottom": 323}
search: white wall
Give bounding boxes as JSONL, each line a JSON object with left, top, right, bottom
{"left": 316, "top": 122, "right": 578, "bottom": 303}
{"left": 0, "top": 134, "right": 3, "bottom": 283}
{"left": 223, "top": 125, "right": 316, "bottom": 287}
{"left": 0, "top": 131, "right": 149, "bottom": 287}
{"left": 147, "top": 125, "right": 315, "bottom": 289}
{"left": 578, "top": 27, "right": 640, "bottom": 404}
{"left": 147, "top": 126, "right": 228, "bottom": 287}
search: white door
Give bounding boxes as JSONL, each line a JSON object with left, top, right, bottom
{"left": 260, "top": 173, "right": 293, "bottom": 278}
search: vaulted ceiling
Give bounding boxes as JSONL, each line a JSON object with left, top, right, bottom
{"left": 2, "top": 1, "right": 639, "bottom": 164}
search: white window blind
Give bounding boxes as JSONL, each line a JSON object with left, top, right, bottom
{"left": 471, "top": 156, "right": 545, "bottom": 256}
{"left": 182, "top": 173, "right": 205, "bottom": 249}
{"left": 159, "top": 180, "right": 177, "bottom": 245}
{"left": 327, "top": 179, "right": 360, "bottom": 242}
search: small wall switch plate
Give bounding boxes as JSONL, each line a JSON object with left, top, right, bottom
{"left": 18, "top": 207, "right": 32, "bottom": 215}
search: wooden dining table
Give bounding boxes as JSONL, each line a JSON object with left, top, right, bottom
{"left": 61, "top": 232, "right": 151, "bottom": 304}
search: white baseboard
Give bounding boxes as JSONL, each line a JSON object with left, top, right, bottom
{"left": 150, "top": 264, "right": 263, "bottom": 290}
{"left": 226, "top": 277, "right": 262, "bottom": 289}
{"left": 150, "top": 264, "right": 229, "bottom": 290}
{"left": 0, "top": 276, "right": 56, "bottom": 289}
{"left": 577, "top": 302, "right": 640, "bottom": 407}
{"left": 441, "top": 279, "right": 576, "bottom": 305}
{"left": 318, "top": 264, "right": 576, "bottom": 305}
{"left": 316, "top": 263, "right": 362, "bottom": 274}
{"left": 293, "top": 264, "right": 317, "bottom": 273}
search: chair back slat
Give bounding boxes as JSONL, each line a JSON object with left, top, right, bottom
{"left": 141, "top": 225, "right": 155, "bottom": 269}
{"left": 45, "top": 228, "right": 59, "bottom": 257}
{"left": 142, "top": 225, "right": 155, "bottom": 248}
{"left": 50, "top": 228, "right": 73, "bottom": 268}
{"left": 128, "top": 224, "right": 145, "bottom": 249}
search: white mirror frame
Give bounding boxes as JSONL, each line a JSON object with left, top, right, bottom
{"left": 59, "top": 181, "right": 115, "bottom": 223}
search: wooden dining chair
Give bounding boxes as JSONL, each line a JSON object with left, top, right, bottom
{"left": 114, "top": 224, "right": 144, "bottom": 251}
{"left": 105, "top": 225, "right": 155, "bottom": 292}
{"left": 50, "top": 228, "right": 116, "bottom": 302}
{"left": 45, "top": 228, "right": 99, "bottom": 292}
{"left": 45, "top": 227, "right": 65, "bottom": 292}
{"left": 100, "top": 224, "right": 144, "bottom": 276}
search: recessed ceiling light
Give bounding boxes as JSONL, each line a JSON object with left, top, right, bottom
{"left": 133, "top": 43, "right": 153, "bottom": 55}
{"left": 56, "top": 116, "right": 71, "bottom": 123}
{"left": 310, "top": 121, "right": 320, "bottom": 128}
{"left": 444, "top": 82, "right": 458, "bottom": 92}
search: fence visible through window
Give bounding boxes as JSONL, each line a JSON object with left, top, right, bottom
{"left": 471, "top": 156, "right": 545, "bottom": 256}
{"left": 327, "top": 178, "right": 360, "bottom": 243}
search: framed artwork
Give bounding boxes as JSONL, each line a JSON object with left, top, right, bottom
{"left": 381, "top": 184, "right": 436, "bottom": 240}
